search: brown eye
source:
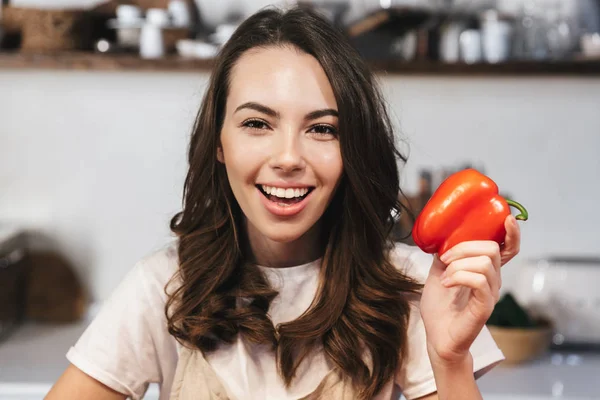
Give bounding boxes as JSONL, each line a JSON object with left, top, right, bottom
{"left": 243, "top": 119, "right": 269, "bottom": 130}
{"left": 309, "top": 124, "right": 337, "bottom": 137}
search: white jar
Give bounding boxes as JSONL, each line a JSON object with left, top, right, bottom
{"left": 480, "top": 9, "right": 513, "bottom": 64}
{"left": 459, "top": 30, "right": 482, "bottom": 64}
{"left": 482, "top": 20, "right": 513, "bottom": 64}
{"left": 140, "top": 24, "right": 164, "bottom": 59}
{"left": 169, "top": 0, "right": 191, "bottom": 28}
{"left": 146, "top": 8, "right": 171, "bottom": 28}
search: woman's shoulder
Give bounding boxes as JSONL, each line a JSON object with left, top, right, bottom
{"left": 121, "top": 241, "right": 181, "bottom": 307}
{"left": 135, "top": 241, "right": 180, "bottom": 283}
{"left": 389, "top": 242, "right": 434, "bottom": 284}
{"left": 66, "top": 242, "right": 181, "bottom": 398}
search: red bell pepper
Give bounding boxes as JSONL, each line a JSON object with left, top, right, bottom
{"left": 412, "top": 168, "right": 528, "bottom": 256}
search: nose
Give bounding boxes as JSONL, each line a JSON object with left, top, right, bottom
{"left": 269, "top": 128, "right": 306, "bottom": 173}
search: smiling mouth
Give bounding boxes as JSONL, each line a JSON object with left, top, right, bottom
{"left": 256, "top": 185, "right": 314, "bottom": 205}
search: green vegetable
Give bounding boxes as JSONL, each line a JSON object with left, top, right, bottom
{"left": 487, "top": 293, "right": 536, "bottom": 328}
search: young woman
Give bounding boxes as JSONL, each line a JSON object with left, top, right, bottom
{"left": 47, "top": 6, "right": 521, "bottom": 400}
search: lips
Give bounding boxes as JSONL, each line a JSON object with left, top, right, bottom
{"left": 256, "top": 185, "right": 314, "bottom": 217}
{"left": 257, "top": 185, "right": 313, "bottom": 203}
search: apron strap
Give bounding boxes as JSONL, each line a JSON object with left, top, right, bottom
{"left": 170, "top": 345, "right": 357, "bottom": 400}
{"left": 170, "top": 346, "right": 230, "bottom": 400}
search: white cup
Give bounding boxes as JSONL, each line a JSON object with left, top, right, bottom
{"left": 580, "top": 33, "right": 600, "bottom": 57}
{"left": 146, "top": 8, "right": 171, "bottom": 28}
{"left": 168, "top": 0, "right": 191, "bottom": 27}
{"left": 140, "top": 24, "right": 164, "bottom": 59}
{"left": 116, "top": 5, "right": 142, "bottom": 25}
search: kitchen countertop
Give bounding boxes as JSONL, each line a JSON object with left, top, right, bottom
{"left": 0, "top": 319, "right": 157, "bottom": 400}
{"left": 1, "top": 320, "right": 599, "bottom": 400}
{"left": 476, "top": 350, "right": 600, "bottom": 399}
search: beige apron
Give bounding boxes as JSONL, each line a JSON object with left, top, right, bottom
{"left": 169, "top": 346, "right": 358, "bottom": 400}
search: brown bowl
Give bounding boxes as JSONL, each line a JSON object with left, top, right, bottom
{"left": 487, "top": 321, "right": 553, "bottom": 364}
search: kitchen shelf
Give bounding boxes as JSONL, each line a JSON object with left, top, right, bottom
{"left": 0, "top": 52, "right": 215, "bottom": 72}
{"left": 0, "top": 51, "right": 599, "bottom": 76}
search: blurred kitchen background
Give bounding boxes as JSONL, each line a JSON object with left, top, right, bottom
{"left": 1, "top": 0, "right": 599, "bottom": 399}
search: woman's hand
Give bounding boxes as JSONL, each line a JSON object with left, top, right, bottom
{"left": 419, "top": 215, "right": 521, "bottom": 366}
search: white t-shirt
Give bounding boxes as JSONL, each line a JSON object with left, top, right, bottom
{"left": 66, "top": 242, "right": 505, "bottom": 400}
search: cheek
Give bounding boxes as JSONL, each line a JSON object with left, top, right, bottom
{"left": 225, "top": 137, "right": 267, "bottom": 159}
{"left": 221, "top": 133, "right": 268, "bottom": 181}
{"left": 309, "top": 143, "right": 343, "bottom": 184}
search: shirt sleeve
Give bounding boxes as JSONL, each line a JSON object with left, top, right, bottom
{"left": 392, "top": 243, "right": 505, "bottom": 400}
{"left": 66, "top": 248, "right": 179, "bottom": 399}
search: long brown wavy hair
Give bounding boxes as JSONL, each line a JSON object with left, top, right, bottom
{"left": 166, "top": 6, "right": 423, "bottom": 399}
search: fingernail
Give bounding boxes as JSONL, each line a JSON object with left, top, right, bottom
{"left": 440, "top": 271, "right": 447, "bottom": 280}
{"left": 441, "top": 278, "right": 451, "bottom": 286}
{"left": 440, "top": 252, "right": 450, "bottom": 263}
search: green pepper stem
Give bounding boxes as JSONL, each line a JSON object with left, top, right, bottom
{"left": 506, "top": 199, "right": 529, "bottom": 221}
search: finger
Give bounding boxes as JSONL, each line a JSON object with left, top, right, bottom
{"left": 442, "top": 256, "right": 500, "bottom": 295}
{"left": 440, "top": 241, "right": 501, "bottom": 272}
{"left": 442, "top": 270, "right": 497, "bottom": 311}
{"left": 441, "top": 256, "right": 500, "bottom": 301}
{"left": 430, "top": 254, "right": 446, "bottom": 277}
{"left": 501, "top": 215, "right": 521, "bottom": 266}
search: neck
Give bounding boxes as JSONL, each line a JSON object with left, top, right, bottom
{"left": 244, "top": 220, "right": 324, "bottom": 268}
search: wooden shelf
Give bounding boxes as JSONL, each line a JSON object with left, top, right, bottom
{"left": 369, "top": 58, "right": 600, "bottom": 76}
{"left": 1, "top": 51, "right": 599, "bottom": 76}
{"left": 0, "top": 52, "right": 215, "bottom": 72}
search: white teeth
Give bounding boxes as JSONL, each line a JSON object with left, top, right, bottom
{"left": 260, "top": 185, "right": 311, "bottom": 199}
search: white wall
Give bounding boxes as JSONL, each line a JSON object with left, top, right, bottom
{"left": 381, "top": 76, "right": 600, "bottom": 274}
{"left": 1, "top": 70, "right": 599, "bottom": 301}
{"left": 0, "top": 71, "right": 204, "bottom": 300}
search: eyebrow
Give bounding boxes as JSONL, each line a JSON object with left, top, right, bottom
{"left": 234, "top": 102, "right": 338, "bottom": 121}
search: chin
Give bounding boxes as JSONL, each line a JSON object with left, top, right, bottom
{"left": 262, "top": 226, "right": 307, "bottom": 243}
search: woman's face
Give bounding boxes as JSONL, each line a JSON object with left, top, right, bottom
{"left": 219, "top": 45, "right": 343, "bottom": 244}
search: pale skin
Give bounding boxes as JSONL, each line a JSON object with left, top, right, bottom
{"left": 46, "top": 46, "right": 521, "bottom": 400}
